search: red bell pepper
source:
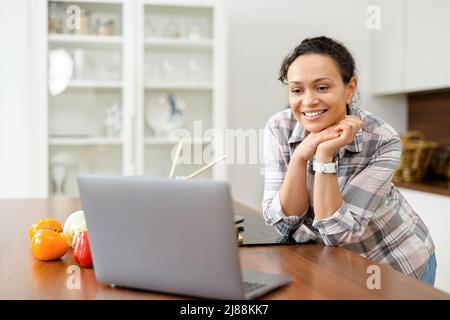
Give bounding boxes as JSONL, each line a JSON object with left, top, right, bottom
{"left": 73, "top": 231, "right": 93, "bottom": 268}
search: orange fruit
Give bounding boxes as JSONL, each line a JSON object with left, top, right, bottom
{"left": 29, "top": 218, "right": 63, "bottom": 239}
{"left": 31, "top": 229, "right": 68, "bottom": 261}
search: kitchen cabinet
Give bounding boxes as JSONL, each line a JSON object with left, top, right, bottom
{"left": 370, "top": 0, "right": 450, "bottom": 95}
{"left": 404, "top": 0, "right": 449, "bottom": 92}
{"left": 33, "top": 0, "right": 227, "bottom": 196}
{"left": 138, "top": 1, "right": 223, "bottom": 178}
{"left": 370, "top": 0, "right": 405, "bottom": 95}
{"left": 45, "top": 1, "right": 131, "bottom": 196}
{"left": 399, "top": 187, "right": 450, "bottom": 294}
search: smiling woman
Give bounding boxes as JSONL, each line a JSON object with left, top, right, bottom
{"left": 262, "top": 36, "right": 437, "bottom": 286}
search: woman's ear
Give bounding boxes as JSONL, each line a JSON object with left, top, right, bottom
{"left": 345, "top": 77, "right": 357, "bottom": 105}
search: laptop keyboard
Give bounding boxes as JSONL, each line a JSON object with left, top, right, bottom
{"left": 243, "top": 281, "right": 266, "bottom": 293}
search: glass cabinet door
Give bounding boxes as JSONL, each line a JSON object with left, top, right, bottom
{"left": 142, "top": 3, "right": 215, "bottom": 179}
{"left": 47, "top": 1, "right": 125, "bottom": 196}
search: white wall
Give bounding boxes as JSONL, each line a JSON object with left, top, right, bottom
{"left": 224, "top": 0, "right": 407, "bottom": 210}
{"left": 0, "top": 0, "right": 45, "bottom": 198}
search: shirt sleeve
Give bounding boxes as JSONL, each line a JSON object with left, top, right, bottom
{"left": 261, "top": 118, "right": 308, "bottom": 237}
{"left": 312, "top": 135, "right": 402, "bottom": 246}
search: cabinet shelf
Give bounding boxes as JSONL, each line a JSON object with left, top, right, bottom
{"left": 48, "top": 34, "right": 123, "bottom": 46}
{"left": 49, "top": 137, "right": 123, "bottom": 145}
{"left": 145, "top": 37, "right": 213, "bottom": 50}
{"left": 51, "top": 0, "right": 124, "bottom": 3}
{"left": 145, "top": 137, "right": 212, "bottom": 145}
{"left": 67, "top": 80, "right": 123, "bottom": 89}
{"left": 144, "top": 82, "right": 213, "bottom": 90}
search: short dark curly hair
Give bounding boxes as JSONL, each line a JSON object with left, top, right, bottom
{"left": 278, "top": 36, "right": 356, "bottom": 85}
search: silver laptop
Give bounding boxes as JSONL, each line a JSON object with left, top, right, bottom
{"left": 77, "top": 175, "right": 292, "bottom": 300}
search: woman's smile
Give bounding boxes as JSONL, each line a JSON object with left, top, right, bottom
{"left": 301, "top": 109, "right": 328, "bottom": 121}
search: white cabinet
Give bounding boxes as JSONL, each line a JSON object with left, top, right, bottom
{"left": 44, "top": 1, "right": 132, "bottom": 196}
{"left": 370, "top": 0, "right": 405, "bottom": 94}
{"left": 399, "top": 188, "right": 450, "bottom": 294}
{"left": 404, "top": 0, "right": 449, "bottom": 91}
{"left": 138, "top": 1, "right": 218, "bottom": 178}
{"left": 34, "top": 0, "right": 226, "bottom": 196}
{"left": 370, "top": 0, "right": 450, "bottom": 94}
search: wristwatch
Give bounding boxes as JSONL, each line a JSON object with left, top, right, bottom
{"left": 313, "top": 159, "right": 338, "bottom": 174}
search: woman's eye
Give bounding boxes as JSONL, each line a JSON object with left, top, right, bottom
{"left": 317, "top": 85, "right": 329, "bottom": 92}
{"left": 291, "top": 88, "right": 303, "bottom": 94}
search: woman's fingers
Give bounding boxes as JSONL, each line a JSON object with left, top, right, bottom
{"left": 317, "top": 116, "right": 362, "bottom": 144}
{"left": 324, "top": 132, "right": 340, "bottom": 140}
{"left": 334, "top": 123, "right": 351, "bottom": 132}
{"left": 313, "top": 116, "right": 363, "bottom": 155}
{"left": 340, "top": 126, "right": 353, "bottom": 138}
{"left": 342, "top": 116, "right": 363, "bottom": 129}
{"left": 313, "top": 130, "right": 339, "bottom": 147}
{"left": 335, "top": 119, "right": 363, "bottom": 135}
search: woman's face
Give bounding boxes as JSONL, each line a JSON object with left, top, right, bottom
{"left": 287, "top": 54, "right": 357, "bottom": 133}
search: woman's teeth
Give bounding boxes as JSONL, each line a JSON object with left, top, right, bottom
{"left": 302, "top": 110, "right": 327, "bottom": 120}
{"left": 304, "top": 110, "right": 325, "bottom": 117}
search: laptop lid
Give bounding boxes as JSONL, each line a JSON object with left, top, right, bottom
{"left": 77, "top": 175, "right": 246, "bottom": 299}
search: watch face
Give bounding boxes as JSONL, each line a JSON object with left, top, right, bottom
{"left": 313, "top": 160, "right": 337, "bottom": 173}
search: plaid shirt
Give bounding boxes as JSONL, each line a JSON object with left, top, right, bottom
{"left": 262, "top": 104, "right": 435, "bottom": 279}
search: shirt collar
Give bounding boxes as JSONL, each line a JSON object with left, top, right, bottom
{"left": 288, "top": 104, "right": 363, "bottom": 154}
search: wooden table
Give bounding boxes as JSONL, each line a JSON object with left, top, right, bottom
{"left": 1, "top": 198, "right": 449, "bottom": 300}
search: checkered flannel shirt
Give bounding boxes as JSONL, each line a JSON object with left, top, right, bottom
{"left": 262, "top": 104, "right": 435, "bottom": 279}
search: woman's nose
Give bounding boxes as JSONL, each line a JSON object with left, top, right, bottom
{"left": 301, "top": 89, "right": 318, "bottom": 107}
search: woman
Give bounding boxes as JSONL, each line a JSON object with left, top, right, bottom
{"left": 262, "top": 36, "right": 436, "bottom": 285}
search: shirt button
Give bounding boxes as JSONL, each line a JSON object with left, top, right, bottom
{"left": 353, "top": 224, "right": 360, "bottom": 232}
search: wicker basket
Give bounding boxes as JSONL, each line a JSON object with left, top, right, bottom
{"left": 393, "top": 130, "right": 438, "bottom": 183}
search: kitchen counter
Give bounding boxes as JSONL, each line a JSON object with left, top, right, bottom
{"left": 394, "top": 180, "right": 450, "bottom": 197}
{"left": 1, "top": 197, "right": 449, "bottom": 299}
